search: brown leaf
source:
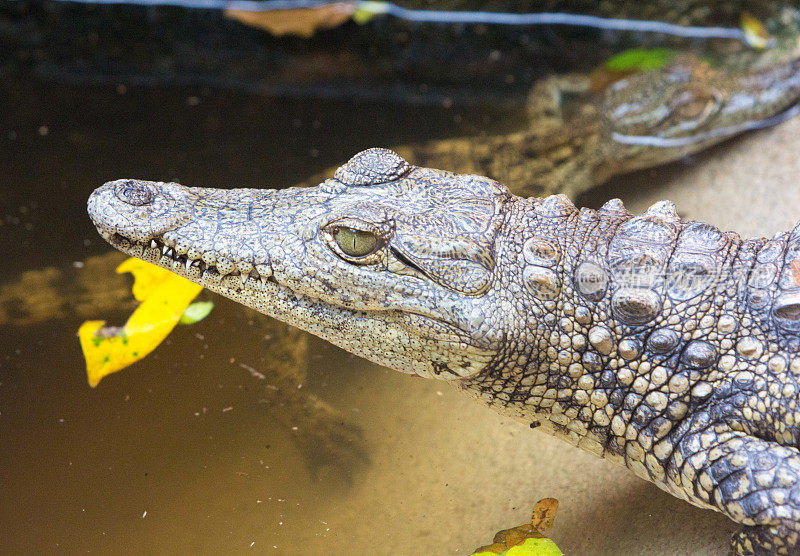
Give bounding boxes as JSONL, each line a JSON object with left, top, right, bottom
{"left": 493, "top": 523, "right": 539, "bottom": 546}
{"left": 225, "top": 3, "right": 356, "bottom": 38}
{"left": 473, "top": 542, "right": 510, "bottom": 554}
{"left": 473, "top": 498, "right": 558, "bottom": 553}
{"left": 530, "top": 498, "right": 559, "bottom": 533}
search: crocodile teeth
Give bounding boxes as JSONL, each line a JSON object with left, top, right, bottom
{"left": 151, "top": 240, "right": 158, "bottom": 249}
{"left": 255, "top": 264, "right": 273, "bottom": 278}
{"left": 240, "top": 273, "right": 248, "bottom": 285}
{"left": 260, "top": 276, "right": 268, "bottom": 287}
{"left": 201, "top": 252, "right": 217, "bottom": 266}
{"left": 185, "top": 258, "right": 193, "bottom": 273}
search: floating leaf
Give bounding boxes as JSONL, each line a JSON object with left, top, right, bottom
{"left": 180, "top": 301, "right": 215, "bottom": 325}
{"left": 530, "top": 498, "right": 558, "bottom": 533}
{"left": 605, "top": 48, "right": 679, "bottom": 72}
{"left": 473, "top": 538, "right": 562, "bottom": 556}
{"left": 740, "top": 13, "right": 772, "bottom": 50}
{"left": 78, "top": 258, "right": 202, "bottom": 387}
{"left": 472, "top": 498, "right": 562, "bottom": 555}
{"left": 225, "top": 2, "right": 357, "bottom": 38}
{"left": 507, "top": 538, "right": 562, "bottom": 556}
{"left": 353, "top": 1, "right": 390, "bottom": 25}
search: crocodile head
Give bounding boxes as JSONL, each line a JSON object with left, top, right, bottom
{"left": 603, "top": 55, "right": 800, "bottom": 152}
{"left": 88, "top": 149, "right": 514, "bottom": 380}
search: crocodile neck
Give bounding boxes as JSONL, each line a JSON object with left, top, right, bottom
{"left": 461, "top": 195, "right": 798, "bottom": 455}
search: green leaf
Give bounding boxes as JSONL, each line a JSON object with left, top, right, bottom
{"left": 471, "top": 538, "right": 563, "bottom": 556}
{"left": 506, "top": 538, "right": 563, "bottom": 556}
{"left": 179, "top": 301, "right": 214, "bottom": 325}
{"left": 740, "top": 13, "right": 771, "bottom": 49}
{"left": 353, "top": 1, "right": 390, "bottom": 25}
{"left": 605, "top": 48, "right": 678, "bottom": 72}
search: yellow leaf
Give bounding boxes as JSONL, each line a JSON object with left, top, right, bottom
{"left": 353, "top": 1, "right": 390, "bottom": 25}
{"left": 505, "top": 538, "right": 563, "bottom": 556}
{"left": 472, "top": 538, "right": 562, "bottom": 556}
{"left": 740, "top": 13, "right": 772, "bottom": 50}
{"left": 78, "top": 258, "right": 202, "bottom": 387}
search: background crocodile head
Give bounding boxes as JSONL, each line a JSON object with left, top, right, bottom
{"left": 600, "top": 54, "right": 800, "bottom": 166}
{"left": 88, "top": 148, "right": 514, "bottom": 380}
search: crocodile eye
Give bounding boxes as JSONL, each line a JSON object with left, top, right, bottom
{"left": 668, "top": 88, "right": 720, "bottom": 129}
{"left": 673, "top": 95, "right": 711, "bottom": 119}
{"left": 333, "top": 227, "right": 380, "bottom": 258}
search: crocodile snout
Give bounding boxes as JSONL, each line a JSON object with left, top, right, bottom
{"left": 88, "top": 179, "right": 193, "bottom": 243}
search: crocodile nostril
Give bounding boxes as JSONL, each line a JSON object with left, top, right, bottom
{"left": 114, "top": 180, "right": 155, "bottom": 206}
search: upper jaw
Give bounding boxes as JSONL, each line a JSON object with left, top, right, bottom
{"left": 88, "top": 178, "right": 284, "bottom": 287}
{"left": 96, "top": 228, "right": 277, "bottom": 289}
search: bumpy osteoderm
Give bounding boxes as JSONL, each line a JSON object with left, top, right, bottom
{"left": 89, "top": 148, "right": 800, "bottom": 555}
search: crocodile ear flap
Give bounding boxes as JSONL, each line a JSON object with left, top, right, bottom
{"left": 392, "top": 233, "right": 494, "bottom": 295}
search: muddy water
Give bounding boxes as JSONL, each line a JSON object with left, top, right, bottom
{"left": 1, "top": 74, "right": 799, "bottom": 555}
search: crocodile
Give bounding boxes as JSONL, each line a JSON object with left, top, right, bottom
{"left": 88, "top": 148, "right": 800, "bottom": 554}
{"left": 304, "top": 53, "right": 800, "bottom": 198}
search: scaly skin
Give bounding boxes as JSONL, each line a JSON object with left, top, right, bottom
{"left": 306, "top": 54, "right": 800, "bottom": 198}
{"left": 88, "top": 149, "right": 800, "bottom": 554}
